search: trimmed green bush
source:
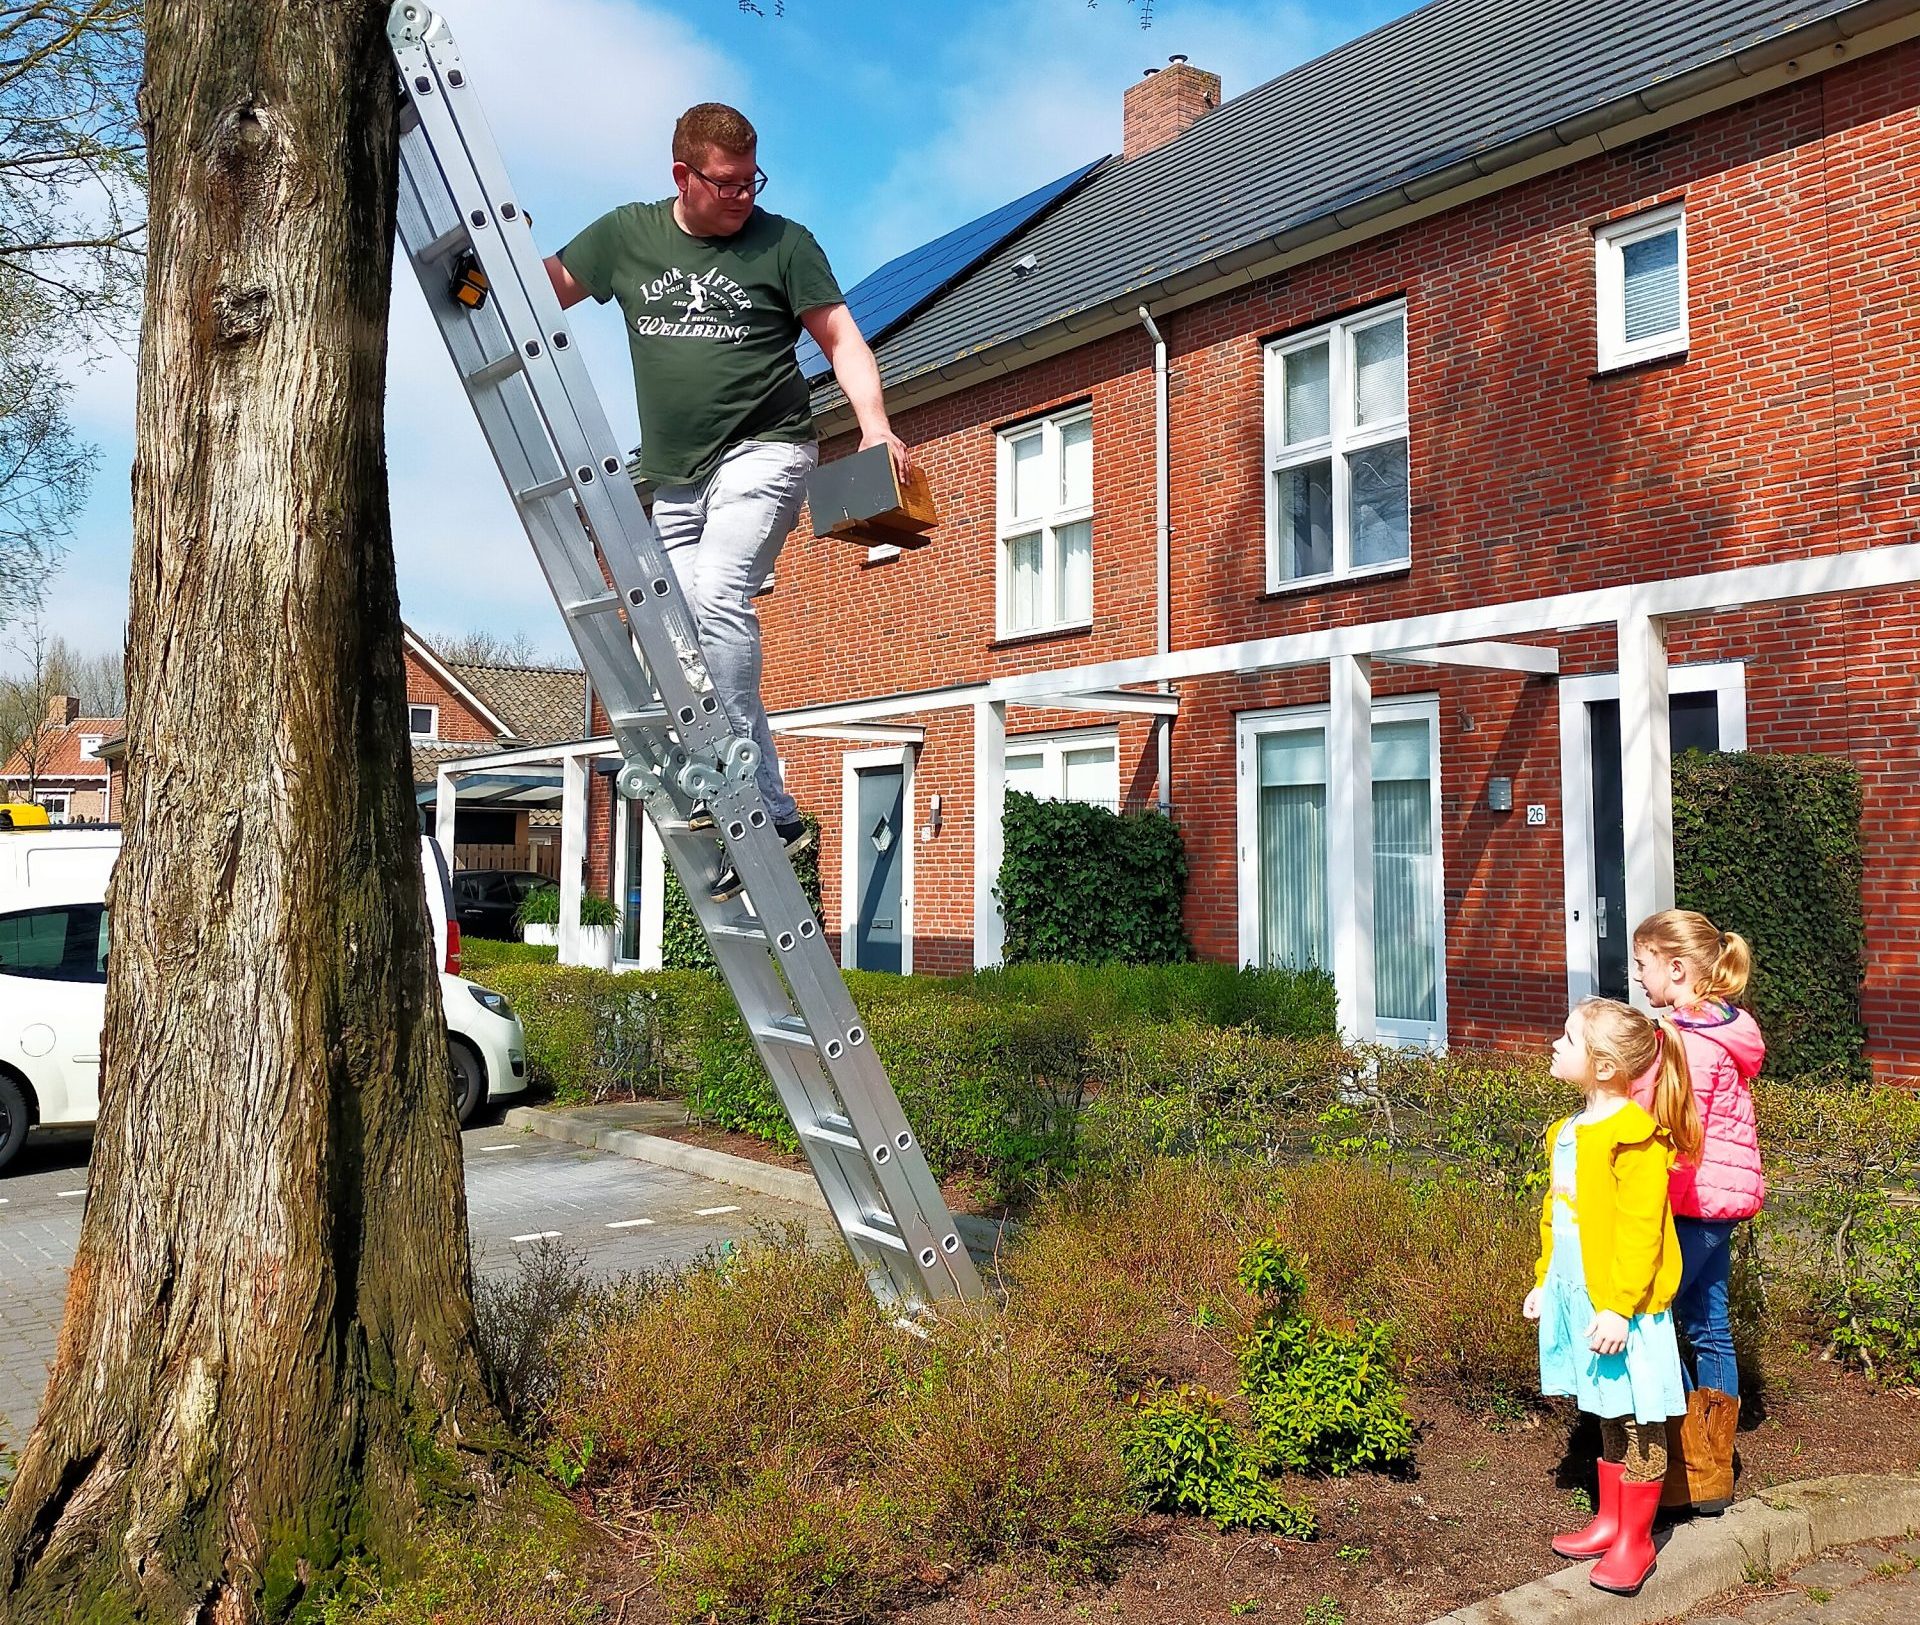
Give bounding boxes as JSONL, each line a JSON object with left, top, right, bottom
{"left": 1673, "top": 752, "right": 1866, "bottom": 1082}
{"left": 458, "top": 938, "right": 557, "bottom": 972}
{"left": 997, "top": 791, "right": 1189, "bottom": 965}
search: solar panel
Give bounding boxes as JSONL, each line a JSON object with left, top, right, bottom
{"left": 797, "top": 156, "right": 1107, "bottom": 382}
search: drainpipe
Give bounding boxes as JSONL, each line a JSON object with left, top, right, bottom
{"left": 1137, "top": 306, "right": 1172, "bottom": 810}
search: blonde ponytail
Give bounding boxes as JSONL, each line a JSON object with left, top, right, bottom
{"left": 1649, "top": 1014, "right": 1702, "bottom": 1164}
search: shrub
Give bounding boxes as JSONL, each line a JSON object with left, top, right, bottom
{"left": 663, "top": 812, "right": 822, "bottom": 971}
{"left": 1123, "top": 1387, "right": 1316, "bottom": 1535}
{"left": 458, "top": 937, "right": 556, "bottom": 972}
{"left": 1673, "top": 752, "right": 1866, "bottom": 1082}
{"left": 1236, "top": 1240, "right": 1414, "bottom": 1477}
{"left": 515, "top": 884, "right": 559, "bottom": 928}
{"left": 997, "top": 791, "right": 1189, "bottom": 965}
{"left": 472, "top": 1235, "right": 595, "bottom": 1433}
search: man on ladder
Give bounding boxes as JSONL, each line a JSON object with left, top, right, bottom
{"left": 543, "top": 102, "right": 911, "bottom": 903}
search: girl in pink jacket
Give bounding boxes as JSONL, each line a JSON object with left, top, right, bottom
{"left": 1631, "top": 908, "right": 1766, "bottom": 1514}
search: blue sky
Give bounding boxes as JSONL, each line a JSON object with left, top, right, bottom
{"left": 39, "top": 0, "right": 1407, "bottom": 667}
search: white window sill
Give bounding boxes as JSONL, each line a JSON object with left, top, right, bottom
{"left": 1261, "top": 560, "right": 1410, "bottom": 600}
{"left": 991, "top": 620, "right": 1094, "bottom": 649}
{"left": 1596, "top": 339, "right": 1688, "bottom": 375}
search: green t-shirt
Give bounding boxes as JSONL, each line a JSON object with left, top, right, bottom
{"left": 558, "top": 200, "right": 843, "bottom": 487}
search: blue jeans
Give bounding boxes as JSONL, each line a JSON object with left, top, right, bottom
{"left": 1673, "top": 1217, "right": 1740, "bottom": 1398}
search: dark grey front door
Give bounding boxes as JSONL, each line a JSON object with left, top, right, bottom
{"left": 1588, "top": 693, "right": 1722, "bottom": 999}
{"left": 853, "top": 765, "right": 906, "bottom": 974}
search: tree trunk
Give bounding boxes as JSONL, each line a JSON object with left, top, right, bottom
{"left": 0, "top": 3, "right": 496, "bottom": 1618}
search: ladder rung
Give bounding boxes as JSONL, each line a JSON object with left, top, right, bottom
{"left": 513, "top": 473, "right": 575, "bottom": 505}
{"left": 798, "top": 1116, "right": 861, "bottom": 1152}
{"left": 416, "top": 222, "right": 469, "bottom": 263}
{"left": 842, "top": 1218, "right": 908, "bottom": 1253}
{"left": 562, "top": 591, "right": 621, "bottom": 619}
{"left": 752, "top": 1015, "right": 815, "bottom": 1051}
{"left": 464, "top": 349, "right": 526, "bottom": 389}
{"left": 709, "top": 913, "right": 767, "bottom": 942}
{"left": 608, "top": 705, "right": 669, "bottom": 731}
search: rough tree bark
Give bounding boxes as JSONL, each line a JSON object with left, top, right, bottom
{"left": 0, "top": 3, "right": 496, "bottom": 1618}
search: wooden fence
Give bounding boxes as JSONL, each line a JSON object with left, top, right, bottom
{"left": 453, "top": 842, "right": 559, "bottom": 879}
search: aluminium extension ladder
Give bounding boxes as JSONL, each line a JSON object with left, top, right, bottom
{"left": 386, "top": 1, "right": 982, "bottom": 1312}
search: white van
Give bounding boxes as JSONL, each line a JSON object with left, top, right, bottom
{"left": 0, "top": 829, "right": 526, "bottom": 1170}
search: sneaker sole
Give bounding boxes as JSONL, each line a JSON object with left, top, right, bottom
{"left": 708, "top": 829, "right": 813, "bottom": 903}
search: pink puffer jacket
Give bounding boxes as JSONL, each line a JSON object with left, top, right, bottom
{"left": 1634, "top": 1000, "right": 1767, "bottom": 1222}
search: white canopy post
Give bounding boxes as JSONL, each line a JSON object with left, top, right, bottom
{"left": 1617, "top": 608, "right": 1675, "bottom": 1008}
{"left": 972, "top": 699, "right": 1007, "bottom": 968}
{"left": 1327, "top": 653, "right": 1377, "bottom": 1043}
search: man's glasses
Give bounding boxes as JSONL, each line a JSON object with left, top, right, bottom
{"left": 686, "top": 162, "right": 769, "bottom": 202}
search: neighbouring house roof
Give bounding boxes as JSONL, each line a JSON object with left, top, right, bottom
{"left": 442, "top": 658, "right": 587, "bottom": 746}
{"left": 813, "top": 0, "right": 1900, "bottom": 414}
{"left": 0, "top": 716, "right": 120, "bottom": 786}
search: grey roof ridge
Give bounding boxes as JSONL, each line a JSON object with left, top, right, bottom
{"left": 814, "top": 0, "right": 1919, "bottom": 427}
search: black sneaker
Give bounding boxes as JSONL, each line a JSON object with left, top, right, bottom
{"left": 709, "top": 819, "right": 814, "bottom": 903}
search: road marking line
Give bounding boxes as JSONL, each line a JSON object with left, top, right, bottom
{"left": 510, "top": 1231, "right": 561, "bottom": 1243}
{"left": 477, "top": 1143, "right": 518, "bottom": 1152}
{"left": 694, "top": 1205, "right": 740, "bottom": 1216}
{"left": 605, "top": 1218, "right": 655, "bottom": 1229}
{"left": 56, "top": 1189, "right": 86, "bottom": 1198}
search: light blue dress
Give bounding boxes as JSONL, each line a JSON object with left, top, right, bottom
{"left": 1538, "top": 1115, "right": 1688, "bottom": 1425}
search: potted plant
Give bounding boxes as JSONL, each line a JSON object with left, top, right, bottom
{"left": 578, "top": 891, "right": 621, "bottom": 972}
{"left": 516, "top": 884, "right": 560, "bottom": 946}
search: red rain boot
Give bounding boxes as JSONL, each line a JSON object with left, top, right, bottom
{"left": 1588, "top": 1475, "right": 1663, "bottom": 1595}
{"left": 1553, "top": 1459, "right": 1624, "bottom": 1560}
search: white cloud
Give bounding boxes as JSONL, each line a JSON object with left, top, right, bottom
{"left": 848, "top": 0, "right": 1325, "bottom": 277}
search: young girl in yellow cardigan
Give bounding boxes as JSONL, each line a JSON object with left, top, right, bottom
{"left": 1524, "top": 996, "right": 1701, "bottom": 1596}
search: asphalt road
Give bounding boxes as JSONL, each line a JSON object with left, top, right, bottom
{"left": 0, "top": 1116, "right": 823, "bottom": 1449}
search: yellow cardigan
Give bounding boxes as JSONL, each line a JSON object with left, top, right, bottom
{"left": 1534, "top": 1102, "right": 1683, "bottom": 1319}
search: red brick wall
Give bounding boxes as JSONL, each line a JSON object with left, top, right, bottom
{"left": 742, "top": 44, "right": 1920, "bottom": 1071}
{"left": 404, "top": 648, "right": 502, "bottom": 743}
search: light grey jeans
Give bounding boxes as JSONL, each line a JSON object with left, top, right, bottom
{"left": 652, "top": 438, "right": 818, "bottom": 825}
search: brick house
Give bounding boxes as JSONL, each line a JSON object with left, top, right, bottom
{"left": 404, "top": 627, "right": 587, "bottom": 876}
{"left": 559, "top": 0, "right": 1920, "bottom": 1076}
{"left": 0, "top": 698, "right": 120, "bottom": 823}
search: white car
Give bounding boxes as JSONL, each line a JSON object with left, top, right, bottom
{"left": 0, "top": 833, "right": 526, "bottom": 1171}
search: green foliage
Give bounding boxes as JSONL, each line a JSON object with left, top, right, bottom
{"left": 515, "top": 884, "right": 559, "bottom": 927}
{"left": 458, "top": 937, "right": 557, "bottom": 971}
{"left": 663, "top": 813, "right": 822, "bottom": 971}
{"left": 997, "top": 790, "right": 1190, "bottom": 965}
{"left": 577, "top": 891, "right": 620, "bottom": 930}
{"left": 1122, "top": 1388, "right": 1317, "bottom": 1536}
{"left": 1238, "top": 1240, "right": 1414, "bottom": 1477}
{"left": 1673, "top": 752, "right": 1866, "bottom": 1082}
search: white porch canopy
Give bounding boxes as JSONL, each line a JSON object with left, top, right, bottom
{"left": 435, "top": 543, "right": 1920, "bottom": 1022}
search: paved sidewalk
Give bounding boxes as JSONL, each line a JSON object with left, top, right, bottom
{"left": 1681, "top": 1537, "right": 1920, "bottom": 1624}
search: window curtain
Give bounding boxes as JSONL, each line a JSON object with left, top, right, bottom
{"left": 1257, "top": 730, "right": 1329, "bottom": 972}
{"left": 1372, "top": 719, "right": 1436, "bottom": 1024}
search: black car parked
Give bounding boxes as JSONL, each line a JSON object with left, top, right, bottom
{"left": 451, "top": 868, "right": 550, "bottom": 940}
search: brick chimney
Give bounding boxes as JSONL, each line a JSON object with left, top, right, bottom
{"left": 46, "top": 694, "right": 79, "bottom": 727}
{"left": 1123, "top": 54, "right": 1220, "bottom": 160}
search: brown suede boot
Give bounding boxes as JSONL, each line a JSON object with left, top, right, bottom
{"left": 1662, "top": 1388, "right": 1739, "bottom": 1514}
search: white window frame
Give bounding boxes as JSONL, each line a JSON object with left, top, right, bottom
{"left": 840, "top": 744, "right": 916, "bottom": 974}
{"left": 1263, "top": 301, "right": 1410, "bottom": 593}
{"left": 1004, "top": 727, "right": 1120, "bottom": 808}
{"left": 1558, "top": 660, "right": 1745, "bottom": 1005}
{"left": 408, "top": 704, "right": 440, "bottom": 742}
{"left": 38, "top": 792, "right": 71, "bottom": 826}
{"left": 995, "top": 407, "right": 1093, "bottom": 639}
{"left": 611, "top": 795, "right": 665, "bottom": 970}
{"left": 1595, "top": 203, "right": 1688, "bottom": 372}
{"left": 1235, "top": 695, "right": 1447, "bottom": 1048}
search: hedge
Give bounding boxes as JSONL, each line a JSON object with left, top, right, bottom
{"left": 1673, "top": 752, "right": 1865, "bottom": 1082}
{"left": 997, "top": 792, "right": 1189, "bottom": 965}
{"left": 661, "top": 813, "right": 822, "bottom": 972}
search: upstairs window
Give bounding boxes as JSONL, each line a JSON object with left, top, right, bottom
{"left": 78, "top": 735, "right": 103, "bottom": 761}
{"left": 1596, "top": 204, "right": 1687, "bottom": 371}
{"left": 996, "top": 408, "right": 1093, "bottom": 638}
{"left": 1265, "top": 304, "right": 1409, "bottom": 591}
{"left": 408, "top": 704, "right": 439, "bottom": 742}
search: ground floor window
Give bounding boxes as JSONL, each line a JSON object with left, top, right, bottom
{"left": 1239, "top": 698, "right": 1445, "bottom": 1044}
{"left": 1006, "top": 728, "right": 1119, "bottom": 808}
{"left": 617, "top": 798, "right": 646, "bottom": 963}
